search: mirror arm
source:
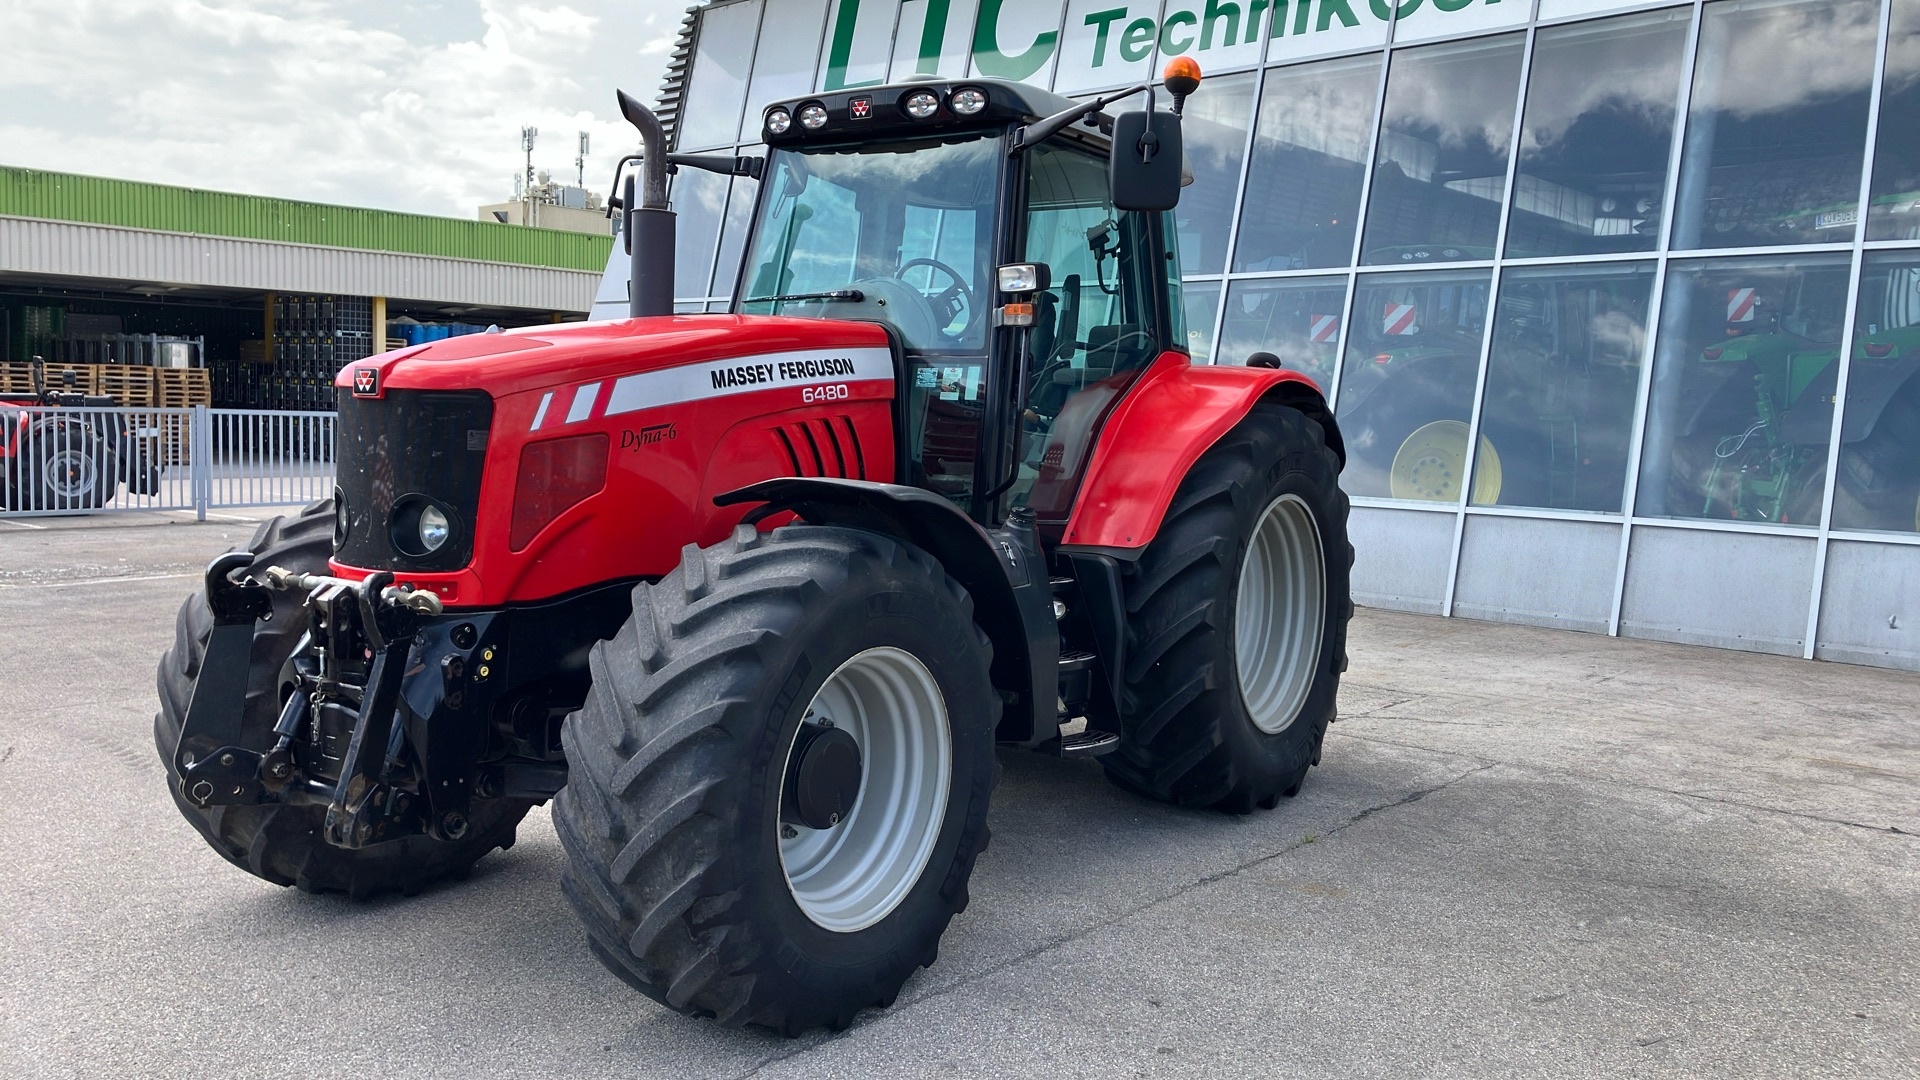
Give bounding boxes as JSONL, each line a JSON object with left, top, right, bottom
{"left": 667, "top": 153, "right": 765, "bottom": 180}
{"left": 1012, "top": 82, "right": 1151, "bottom": 153}
{"left": 604, "top": 154, "right": 643, "bottom": 217}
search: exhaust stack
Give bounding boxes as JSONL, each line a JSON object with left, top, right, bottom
{"left": 616, "top": 89, "right": 675, "bottom": 319}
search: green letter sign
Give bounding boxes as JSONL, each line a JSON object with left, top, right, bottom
{"left": 972, "top": 0, "right": 1059, "bottom": 80}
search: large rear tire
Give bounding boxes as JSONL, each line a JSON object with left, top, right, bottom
{"left": 1102, "top": 402, "right": 1352, "bottom": 813}
{"left": 27, "top": 420, "right": 110, "bottom": 510}
{"left": 153, "top": 500, "right": 529, "bottom": 896}
{"left": 553, "top": 524, "right": 997, "bottom": 1034}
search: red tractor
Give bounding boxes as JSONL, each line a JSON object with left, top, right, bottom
{"left": 156, "top": 61, "right": 1352, "bottom": 1034}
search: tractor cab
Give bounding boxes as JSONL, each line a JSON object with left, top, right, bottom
{"left": 640, "top": 72, "right": 1200, "bottom": 528}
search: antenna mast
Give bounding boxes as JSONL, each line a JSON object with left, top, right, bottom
{"left": 576, "top": 131, "right": 590, "bottom": 188}
{"left": 520, "top": 125, "right": 539, "bottom": 227}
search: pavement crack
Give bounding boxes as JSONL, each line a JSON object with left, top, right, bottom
{"left": 732, "top": 760, "right": 1497, "bottom": 1074}
{"left": 1331, "top": 730, "right": 1917, "bottom": 839}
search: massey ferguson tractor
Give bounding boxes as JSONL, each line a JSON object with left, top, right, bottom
{"left": 155, "top": 60, "right": 1352, "bottom": 1034}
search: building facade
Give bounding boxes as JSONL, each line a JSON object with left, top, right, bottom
{"left": 3, "top": 167, "right": 610, "bottom": 410}
{"left": 631, "top": 0, "right": 1920, "bottom": 670}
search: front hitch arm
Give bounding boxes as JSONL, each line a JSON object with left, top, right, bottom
{"left": 174, "top": 553, "right": 275, "bottom": 806}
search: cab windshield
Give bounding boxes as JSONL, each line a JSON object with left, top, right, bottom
{"left": 735, "top": 136, "right": 999, "bottom": 352}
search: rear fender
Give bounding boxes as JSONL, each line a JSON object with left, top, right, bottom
{"left": 716, "top": 477, "right": 1057, "bottom": 746}
{"left": 1058, "top": 353, "right": 1339, "bottom": 558}
{"left": 1836, "top": 359, "right": 1920, "bottom": 443}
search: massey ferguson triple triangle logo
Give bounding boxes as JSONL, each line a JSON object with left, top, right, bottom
{"left": 352, "top": 367, "right": 379, "bottom": 397}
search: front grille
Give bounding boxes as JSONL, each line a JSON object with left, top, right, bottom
{"left": 334, "top": 389, "right": 493, "bottom": 572}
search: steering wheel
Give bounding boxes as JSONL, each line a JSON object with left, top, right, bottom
{"left": 897, "top": 258, "right": 975, "bottom": 334}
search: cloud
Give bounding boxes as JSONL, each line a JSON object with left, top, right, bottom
{"left": 1692, "top": 0, "right": 1880, "bottom": 118}
{"left": 0, "top": 0, "right": 692, "bottom": 216}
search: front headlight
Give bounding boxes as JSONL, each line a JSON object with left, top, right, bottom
{"left": 418, "top": 504, "right": 450, "bottom": 553}
{"left": 389, "top": 496, "right": 457, "bottom": 558}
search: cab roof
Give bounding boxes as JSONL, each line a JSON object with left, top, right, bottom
{"left": 756, "top": 78, "right": 1109, "bottom": 150}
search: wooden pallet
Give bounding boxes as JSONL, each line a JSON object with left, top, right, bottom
{"left": 94, "top": 364, "right": 157, "bottom": 407}
{"left": 155, "top": 368, "right": 211, "bottom": 408}
{"left": 0, "top": 362, "right": 99, "bottom": 395}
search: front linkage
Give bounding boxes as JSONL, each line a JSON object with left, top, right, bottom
{"left": 171, "top": 554, "right": 571, "bottom": 851}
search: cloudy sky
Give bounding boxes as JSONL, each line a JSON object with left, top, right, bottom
{"left": 0, "top": 0, "right": 690, "bottom": 218}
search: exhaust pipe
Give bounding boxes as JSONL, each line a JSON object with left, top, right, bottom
{"left": 616, "top": 89, "right": 675, "bottom": 319}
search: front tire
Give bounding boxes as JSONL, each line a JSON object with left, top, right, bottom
{"left": 1103, "top": 402, "right": 1353, "bottom": 813}
{"left": 554, "top": 524, "right": 997, "bottom": 1034}
{"left": 153, "top": 500, "right": 529, "bottom": 895}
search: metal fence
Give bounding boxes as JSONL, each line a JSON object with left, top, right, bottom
{"left": 0, "top": 405, "right": 334, "bottom": 518}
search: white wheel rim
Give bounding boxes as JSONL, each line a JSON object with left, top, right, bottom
{"left": 779, "top": 646, "right": 952, "bottom": 932}
{"left": 47, "top": 448, "right": 96, "bottom": 499}
{"left": 1234, "top": 493, "right": 1327, "bottom": 735}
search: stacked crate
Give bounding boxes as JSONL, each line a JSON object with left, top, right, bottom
{"left": 258, "top": 294, "right": 374, "bottom": 411}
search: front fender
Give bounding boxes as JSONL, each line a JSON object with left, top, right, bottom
{"left": 716, "top": 477, "right": 1057, "bottom": 746}
{"left": 1059, "top": 354, "right": 1338, "bottom": 557}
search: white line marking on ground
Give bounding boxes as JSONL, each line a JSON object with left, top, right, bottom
{"left": 0, "top": 572, "right": 197, "bottom": 589}
{"left": 0, "top": 519, "right": 48, "bottom": 529}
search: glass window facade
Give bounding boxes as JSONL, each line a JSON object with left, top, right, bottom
{"left": 1637, "top": 255, "right": 1850, "bottom": 524}
{"left": 1833, "top": 252, "right": 1920, "bottom": 533}
{"left": 1473, "top": 264, "right": 1654, "bottom": 512}
{"left": 1669, "top": 0, "right": 1880, "bottom": 250}
{"left": 1359, "top": 34, "right": 1526, "bottom": 265}
{"left": 1232, "top": 55, "right": 1381, "bottom": 272}
{"left": 1175, "top": 71, "right": 1257, "bottom": 276}
{"left": 1866, "top": 0, "right": 1920, "bottom": 240}
{"left": 650, "top": 0, "right": 1920, "bottom": 669}
{"left": 1218, "top": 276, "right": 1347, "bottom": 380}
{"left": 1337, "top": 270, "right": 1492, "bottom": 500}
{"left": 1505, "top": 11, "right": 1688, "bottom": 259}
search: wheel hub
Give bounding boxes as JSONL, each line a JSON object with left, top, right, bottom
{"left": 1235, "top": 493, "right": 1327, "bottom": 735}
{"left": 49, "top": 449, "right": 95, "bottom": 498}
{"left": 777, "top": 646, "right": 951, "bottom": 933}
{"left": 784, "top": 722, "right": 863, "bottom": 830}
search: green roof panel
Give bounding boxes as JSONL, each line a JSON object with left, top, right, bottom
{"left": 0, "top": 166, "right": 612, "bottom": 272}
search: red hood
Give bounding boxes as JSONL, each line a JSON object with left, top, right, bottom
{"left": 336, "top": 315, "right": 893, "bottom": 398}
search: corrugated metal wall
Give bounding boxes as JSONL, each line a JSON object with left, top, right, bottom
{"left": 0, "top": 167, "right": 612, "bottom": 272}
{"left": 0, "top": 216, "right": 598, "bottom": 311}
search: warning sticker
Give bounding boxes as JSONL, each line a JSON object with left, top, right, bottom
{"left": 1382, "top": 304, "right": 1418, "bottom": 336}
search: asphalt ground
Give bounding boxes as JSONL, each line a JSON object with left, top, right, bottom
{"left": 1, "top": 510, "right": 1916, "bottom": 1079}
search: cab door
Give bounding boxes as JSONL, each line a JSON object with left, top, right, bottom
{"left": 1002, "top": 139, "right": 1181, "bottom": 526}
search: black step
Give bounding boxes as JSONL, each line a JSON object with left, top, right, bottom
{"left": 1058, "top": 649, "right": 1096, "bottom": 671}
{"left": 1059, "top": 728, "right": 1119, "bottom": 758}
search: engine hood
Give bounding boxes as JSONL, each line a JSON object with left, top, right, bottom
{"left": 335, "top": 315, "right": 893, "bottom": 400}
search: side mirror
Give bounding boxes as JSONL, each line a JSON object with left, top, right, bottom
{"left": 1109, "top": 110, "right": 1183, "bottom": 213}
